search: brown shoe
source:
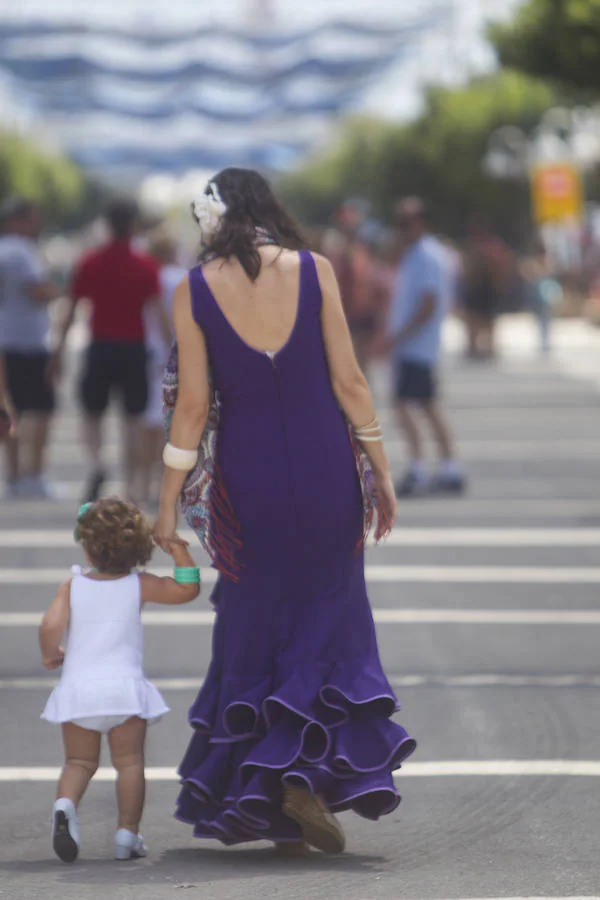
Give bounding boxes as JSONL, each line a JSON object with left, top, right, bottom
{"left": 282, "top": 786, "right": 346, "bottom": 854}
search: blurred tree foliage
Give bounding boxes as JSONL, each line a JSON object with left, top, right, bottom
{"left": 0, "top": 131, "right": 102, "bottom": 229}
{"left": 279, "top": 72, "right": 563, "bottom": 246}
{"left": 490, "top": 0, "right": 600, "bottom": 94}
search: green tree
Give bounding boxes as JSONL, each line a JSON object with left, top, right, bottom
{"left": 0, "top": 131, "right": 87, "bottom": 228}
{"left": 490, "top": 0, "right": 600, "bottom": 94}
{"left": 279, "top": 71, "right": 560, "bottom": 246}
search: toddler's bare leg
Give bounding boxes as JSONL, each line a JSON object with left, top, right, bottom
{"left": 58, "top": 723, "right": 101, "bottom": 806}
{"left": 108, "top": 716, "right": 147, "bottom": 834}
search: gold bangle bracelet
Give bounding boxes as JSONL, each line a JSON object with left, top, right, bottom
{"left": 355, "top": 416, "right": 378, "bottom": 431}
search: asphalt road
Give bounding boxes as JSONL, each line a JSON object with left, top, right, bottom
{"left": 1, "top": 317, "right": 599, "bottom": 900}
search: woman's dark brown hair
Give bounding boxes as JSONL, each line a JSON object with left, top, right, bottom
{"left": 195, "top": 167, "right": 307, "bottom": 281}
{"left": 76, "top": 497, "right": 154, "bottom": 575}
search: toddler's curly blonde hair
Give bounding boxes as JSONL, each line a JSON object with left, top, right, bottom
{"left": 75, "top": 497, "right": 154, "bottom": 575}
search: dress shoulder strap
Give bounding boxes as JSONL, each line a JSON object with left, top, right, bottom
{"left": 298, "top": 249, "right": 322, "bottom": 313}
{"left": 188, "top": 266, "right": 216, "bottom": 333}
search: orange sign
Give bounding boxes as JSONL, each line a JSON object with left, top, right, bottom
{"left": 531, "top": 163, "right": 583, "bottom": 223}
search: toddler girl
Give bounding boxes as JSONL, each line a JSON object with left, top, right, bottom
{"left": 39, "top": 497, "right": 200, "bottom": 864}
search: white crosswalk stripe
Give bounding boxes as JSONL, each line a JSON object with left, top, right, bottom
{"left": 1, "top": 761, "right": 600, "bottom": 782}
{"left": 4, "top": 608, "right": 600, "bottom": 626}
{"left": 2, "top": 527, "right": 600, "bottom": 548}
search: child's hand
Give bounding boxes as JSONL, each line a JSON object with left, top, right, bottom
{"left": 43, "top": 647, "right": 64, "bottom": 670}
{"left": 169, "top": 541, "right": 197, "bottom": 569}
{"left": 165, "top": 532, "right": 189, "bottom": 551}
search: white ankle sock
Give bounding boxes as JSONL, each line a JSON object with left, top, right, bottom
{"left": 53, "top": 798, "right": 80, "bottom": 845}
{"left": 54, "top": 797, "right": 76, "bottom": 815}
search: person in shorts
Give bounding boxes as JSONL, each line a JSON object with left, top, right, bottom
{"left": 388, "top": 198, "right": 465, "bottom": 497}
{"left": 0, "top": 197, "right": 60, "bottom": 498}
{"left": 54, "top": 199, "right": 171, "bottom": 502}
{"left": 141, "top": 232, "right": 183, "bottom": 504}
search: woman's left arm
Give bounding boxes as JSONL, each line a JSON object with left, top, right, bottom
{"left": 155, "top": 277, "right": 210, "bottom": 550}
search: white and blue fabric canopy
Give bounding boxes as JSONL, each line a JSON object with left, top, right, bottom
{"left": 0, "top": 11, "right": 450, "bottom": 174}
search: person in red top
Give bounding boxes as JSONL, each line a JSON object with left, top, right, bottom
{"left": 55, "top": 199, "right": 171, "bottom": 502}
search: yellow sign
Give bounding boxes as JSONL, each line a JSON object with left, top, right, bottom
{"left": 531, "top": 163, "right": 583, "bottom": 223}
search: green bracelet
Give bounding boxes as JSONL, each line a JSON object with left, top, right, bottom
{"left": 174, "top": 567, "right": 201, "bottom": 584}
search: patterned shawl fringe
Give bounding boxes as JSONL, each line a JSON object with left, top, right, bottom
{"left": 350, "top": 429, "right": 394, "bottom": 551}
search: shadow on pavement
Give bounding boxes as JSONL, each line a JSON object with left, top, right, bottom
{"left": 0, "top": 845, "right": 388, "bottom": 886}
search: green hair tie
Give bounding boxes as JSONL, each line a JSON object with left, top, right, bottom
{"left": 74, "top": 502, "right": 94, "bottom": 542}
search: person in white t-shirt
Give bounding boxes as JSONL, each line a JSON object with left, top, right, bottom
{"left": 0, "top": 197, "right": 60, "bottom": 498}
{"left": 140, "top": 233, "right": 183, "bottom": 503}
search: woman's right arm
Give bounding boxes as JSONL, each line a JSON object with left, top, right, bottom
{"left": 154, "top": 277, "right": 210, "bottom": 551}
{"left": 316, "top": 254, "right": 396, "bottom": 521}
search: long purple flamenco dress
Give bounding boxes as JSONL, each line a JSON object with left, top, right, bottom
{"left": 169, "top": 250, "right": 416, "bottom": 845}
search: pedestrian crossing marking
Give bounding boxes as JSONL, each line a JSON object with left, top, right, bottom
{"left": 4, "top": 565, "right": 600, "bottom": 585}
{"left": 1, "top": 761, "right": 600, "bottom": 782}
{"left": 4, "top": 608, "right": 600, "bottom": 626}
{"left": 2, "top": 674, "right": 600, "bottom": 690}
{"left": 2, "top": 527, "right": 600, "bottom": 548}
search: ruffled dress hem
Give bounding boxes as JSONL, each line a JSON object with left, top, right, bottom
{"left": 175, "top": 659, "right": 416, "bottom": 844}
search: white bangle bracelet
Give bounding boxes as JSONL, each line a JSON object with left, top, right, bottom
{"left": 163, "top": 443, "right": 198, "bottom": 471}
{"left": 355, "top": 425, "right": 381, "bottom": 435}
{"left": 356, "top": 434, "right": 383, "bottom": 443}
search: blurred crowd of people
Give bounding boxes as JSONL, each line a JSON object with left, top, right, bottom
{"left": 311, "top": 198, "right": 565, "bottom": 370}
{"left": 0, "top": 190, "right": 570, "bottom": 503}
{"left": 0, "top": 197, "right": 186, "bottom": 504}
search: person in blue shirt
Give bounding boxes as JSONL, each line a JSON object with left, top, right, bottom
{"left": 0, "top": 197, "right": 59, "bottom": 498}
{"left": 387, "top": 198, "right": 465, "bottom": 497}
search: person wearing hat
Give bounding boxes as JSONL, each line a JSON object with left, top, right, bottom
{"left": 0, "top": 197, "right": 60, "bottom": 498}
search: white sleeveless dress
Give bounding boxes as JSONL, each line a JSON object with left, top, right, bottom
{"left": 41, "top": 570, "right": 169, "bottom": 734}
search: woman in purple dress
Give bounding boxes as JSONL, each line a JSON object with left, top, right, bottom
{"left": 154, "top": 169, "right": 415, "bottom": 854}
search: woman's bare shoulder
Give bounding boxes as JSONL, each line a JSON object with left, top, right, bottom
{"left": 172, "top": 275, "right": 194, "bottom": 322}
{"left": 310, "top": 252, "right": 336, "bottom": 284}
{"left": 172, "top": 274, "right": 191, "bottom": 303}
